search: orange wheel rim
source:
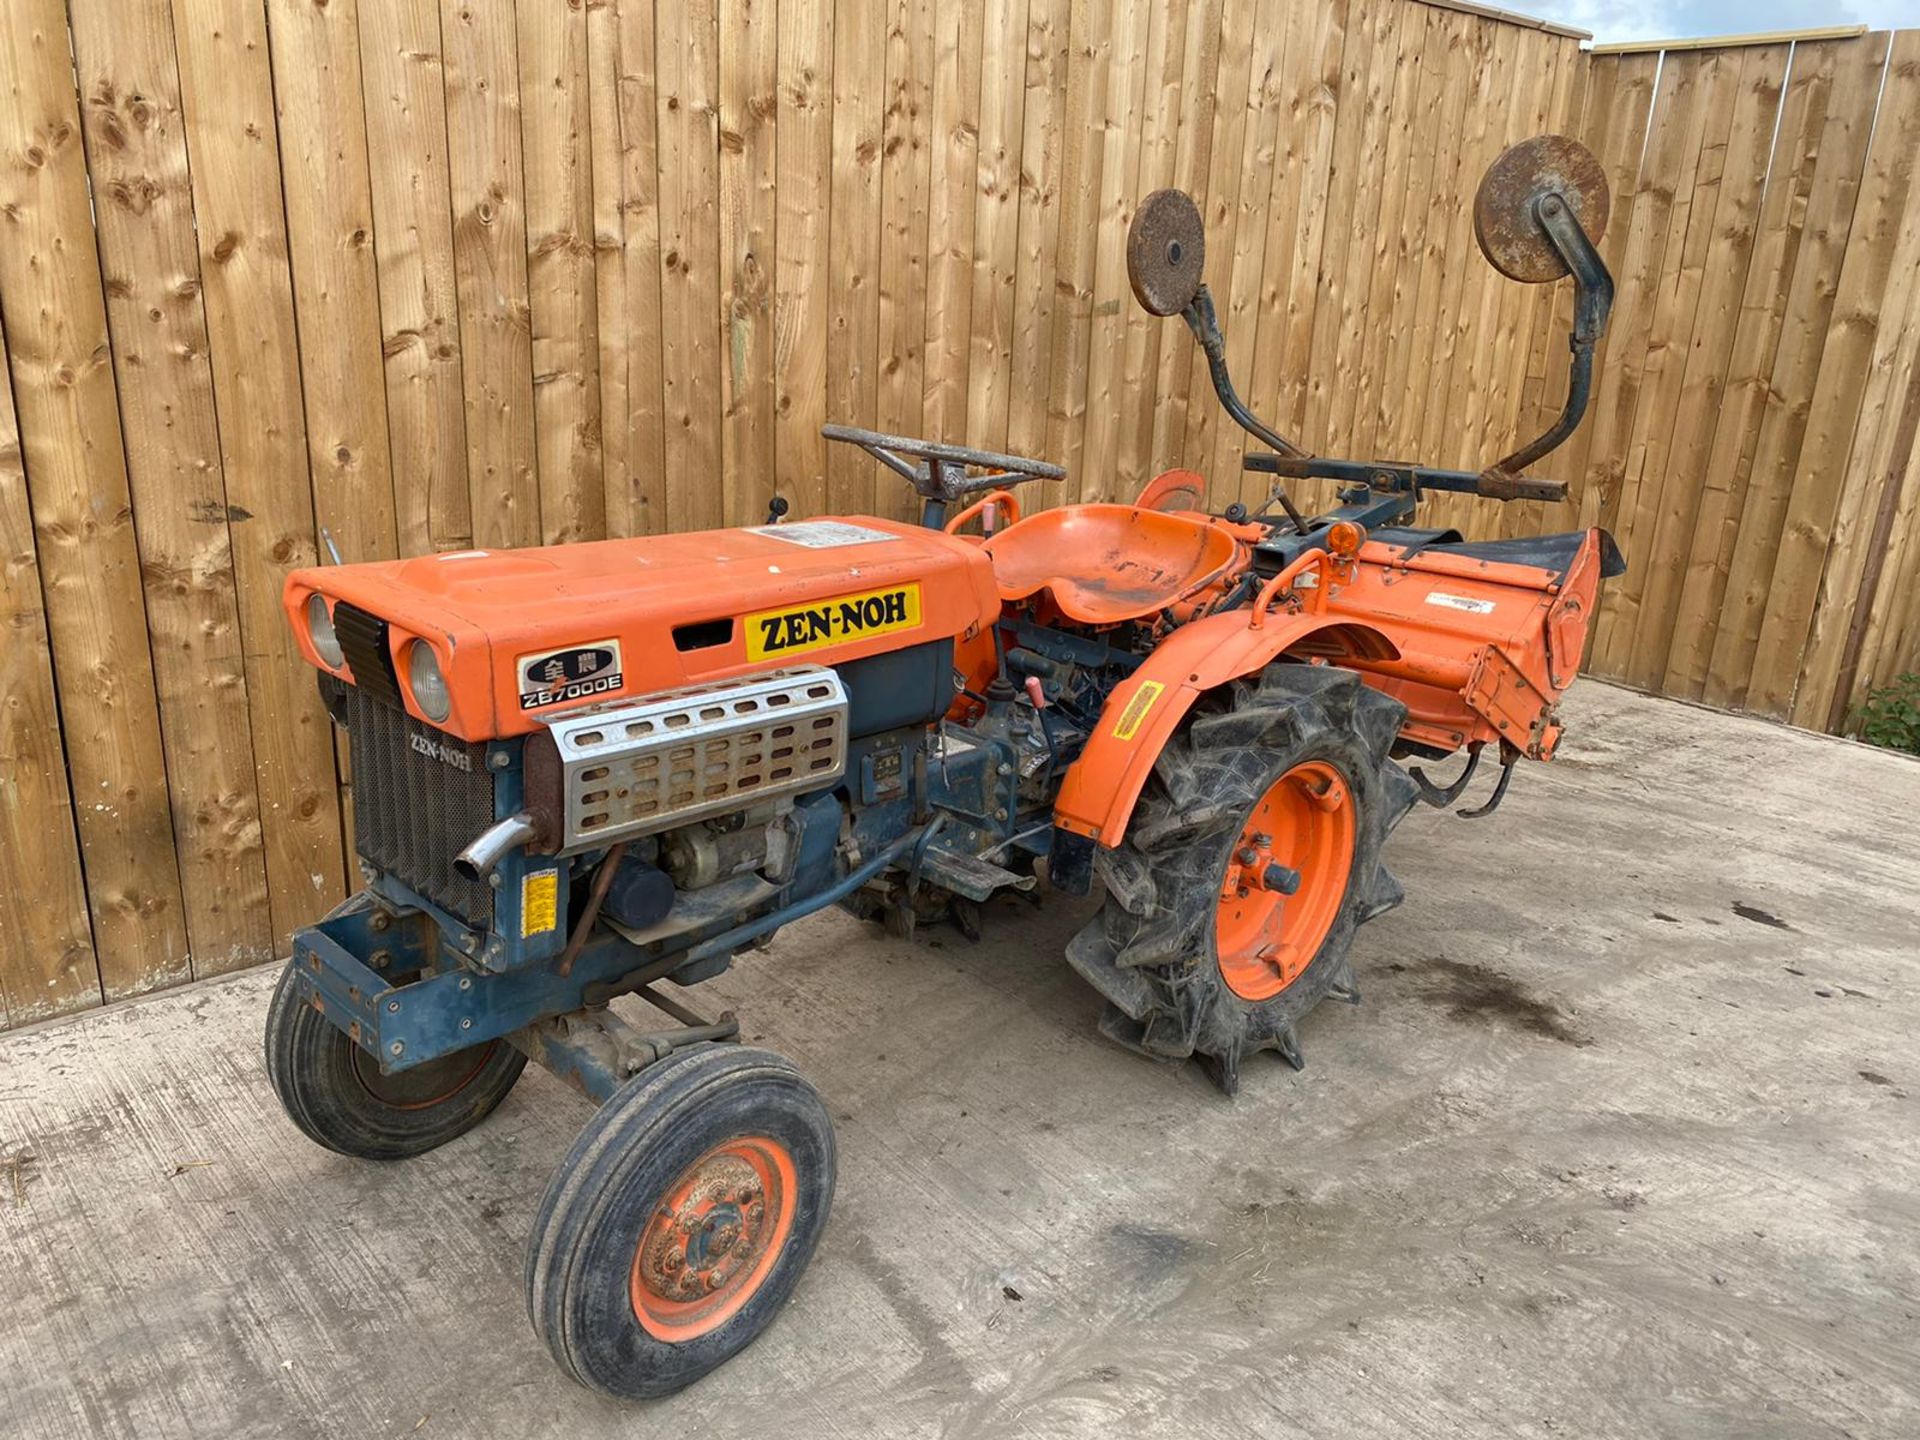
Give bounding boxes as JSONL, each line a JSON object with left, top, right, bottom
{"left": 350, "top": 1041, "right": 497, "bottom": 1112}
{"left": 630, "top": 1135, "right": 798, "bottom": 1342}
{"left": 1215, "top": 761, "right": 1356, "bottom": 1001}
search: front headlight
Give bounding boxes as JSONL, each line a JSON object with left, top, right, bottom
{"left": 306, "top": 594, "right": 344, "bottom": 668}
{"left": 408, "top": 640, "right": 452, "bottom": 723}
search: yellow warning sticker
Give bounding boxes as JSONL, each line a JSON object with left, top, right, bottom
{"left": 1112, "top": 680, "right": 1166, "bottom": 741}
{"left": 745, "top": 583, "right": 922, "bottom": 662}
{"left": 521, "top": 869, "right": 560, "bottom": 937}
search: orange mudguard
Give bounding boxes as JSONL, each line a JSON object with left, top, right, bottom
{"left": 1054, "top": 610, "right": 1398, "bottom": 848}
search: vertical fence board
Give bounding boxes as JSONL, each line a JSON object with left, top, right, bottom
{"left": 1145, "top": 0, "right": 1223, "bottom": 477}
{"left": 606, "top": 0, "right": 668, "bottom": 534}
{"left": 359, "top": 0, "right": 472, "bottom": 556}
{"left": 718, "top": 0, "right": 776, "bottom": 529}
{"left": 1045, "top": 0, "right": 1113, "bottom": 485}
{"left": 655, "top": 0, "right": 725, "bottom": 531}
{"left": 1008, "top": 0, "right": 1071, "bottom": 462}
{"left": 875, "top": 0, "right": 935, "bottom": 456}
{"left": 1205, "top": 0, "right": 1293, "bottom": 499}
{"left": 266, "top": 0, "right": 398, "bottom": 563}
{"left": 0, "top": 0, "right": 192, "bottom": 1001}
{"left": 522, "top": 0, "right": 606, "bottom": 545}
{"left": 586, "top": 0, "right": 629, "bottom": 533}
{"left": 1117, "top": 0, "right": 1206, "bottom": 492}
{"left": 442, "top": 0, "right": 541, "bottom": 547}
{"left": 774, "top": 0, "right": 834, "bottom": 519}
{"left": 0, "top": 312, "right": 97, "bottom": 1022}
{"left": 921, "top": 0, "right": 985, "bottom": 451}
{"left": 1350, "top": 2, "right": 1426, "bottom": 461}
{"left": 1074, "top": 0, "right": 1154, "bottom": 506}
{"left": 173, "top": 0, "right": 349, "bottom": 944}
{"left": 1261, "top": 0, "right": 1346, "bottom": 469}
{"left": 964, "top": 0, "right": 1032, "bottom": 452}
{"left": 71, "top": 0, "right": 275, "bottom": 980}
{"left": 1306, "top": 0, "right": 1385, "bottom": 456}
{"left": 824, "top": 0, "right": 886, "bottom": 513}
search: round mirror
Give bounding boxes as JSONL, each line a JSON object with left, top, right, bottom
{"left": 1127, "top": 189, "right": 1206, "bottom": 317}
{"left": 1473, "top": 135, "right": 1609, "bottom": 283}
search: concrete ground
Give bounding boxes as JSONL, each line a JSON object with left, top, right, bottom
{"left": 2, "top": 681, "right": 1917, "bottom": 1440}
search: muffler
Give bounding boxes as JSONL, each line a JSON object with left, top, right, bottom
{"left": 454, "top": 813, "right": 538, "bottom": 881}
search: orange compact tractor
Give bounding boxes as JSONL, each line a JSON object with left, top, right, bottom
{"left": 269, "top": 136, "right": 1622, "bottom": 1396}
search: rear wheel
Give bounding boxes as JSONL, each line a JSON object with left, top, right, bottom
{"left": 264, "top": 960, "right": 527, "bottom": 1160}
{"left": 1066, "top": 665, "right": 1416, "bottom": 1093}
{"left": 525, "top": 1044, "right": 835, "bottom": 1399}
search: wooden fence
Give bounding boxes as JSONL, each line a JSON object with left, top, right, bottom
{"left": 0, "top": 0, "right": 1913, "bottom": 1027}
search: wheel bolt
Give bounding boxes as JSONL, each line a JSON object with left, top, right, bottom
{"left": 1237, "top": 846, "right": 1259, "bottom": 866}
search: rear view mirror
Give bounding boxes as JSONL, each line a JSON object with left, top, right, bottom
{"left": 1127, "top": 189, "right": 1206, "bottom": 317}
{"left": 1473, "top": 134, "right": 1610, "bottom": 283}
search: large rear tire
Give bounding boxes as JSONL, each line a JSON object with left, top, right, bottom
{"left": 1066, "top": 665, "right": 1416, "bottom": 1094}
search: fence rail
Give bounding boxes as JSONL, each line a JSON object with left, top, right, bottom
{"left": 0, "top": 0, "right": 1915, "bottom": 1026}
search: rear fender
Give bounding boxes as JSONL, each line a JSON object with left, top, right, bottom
{"left": 1054, "top": 611, "right": 1399, "bottom": 847}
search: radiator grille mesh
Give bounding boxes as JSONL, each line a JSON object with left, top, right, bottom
{"left": 343, "top": 687, "right": 495, "bottom": 926}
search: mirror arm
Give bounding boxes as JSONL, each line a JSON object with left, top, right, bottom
{"left": 1182, "top": 286, "right": 1312, "bottom": 534}
{"left": 1480, "top": 193, "right": 1614, "bottom": 493}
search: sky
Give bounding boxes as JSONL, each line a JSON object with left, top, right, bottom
{"left": 1520, "top": 0, "right": 1919, "bottom": 43}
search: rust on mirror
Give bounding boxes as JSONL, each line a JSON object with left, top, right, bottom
{"left": 1473, "top": 135, "right": 1609, "bottom": 284}
{"left": 1127, "top": 189, "right": 1207, "bottom": 317}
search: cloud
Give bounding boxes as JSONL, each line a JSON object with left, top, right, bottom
{"left": 1524, "top": 0, "right": 1916, "bottom": 43}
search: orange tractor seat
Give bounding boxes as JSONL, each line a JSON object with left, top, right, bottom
{"left": 981, "top": 503, "right": 1241, "bottom": 625}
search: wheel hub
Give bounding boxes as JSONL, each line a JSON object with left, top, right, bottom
{"left": 1215, "top": 761, "right": 1357, "bottom": 1001}
{"left": 636, "top": 1154, "right": 768, "bottom": 1302}
{"left": 630, "top": 1136, "right": 796, "bottom": 1340}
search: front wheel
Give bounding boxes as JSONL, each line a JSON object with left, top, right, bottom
{"left": 1066, "top": 665, "right": 1417, "bottom": 1093}
{"left": 525, "top": 1044, "right": 836, "bottom": 1399}
{"left": 264, "top": 960, "right": 527, "bottom": 1159}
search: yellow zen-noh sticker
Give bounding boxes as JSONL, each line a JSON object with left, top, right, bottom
{"left": 745, "top": 583, "right": 922, "bottom": 662}
{"left": 1112, "top": 680, "right": 1165, "bottom": 741}
{"left": 521, "top": 869, "right": 560, "bottom": 937}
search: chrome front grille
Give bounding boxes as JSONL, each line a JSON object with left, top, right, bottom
{"left": 540, "top": 668, "right": 849, "bottom": 850}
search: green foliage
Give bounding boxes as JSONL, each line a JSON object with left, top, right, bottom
{"left": 1855, "top": 674, "right": 1920, "bottom": 756}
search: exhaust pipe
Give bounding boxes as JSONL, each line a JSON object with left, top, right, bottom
{"left": 454, "top": 813, "right": 538, "bottom": 882}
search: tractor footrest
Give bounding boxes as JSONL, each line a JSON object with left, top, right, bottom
{"left": 919, "top": 846, "right": 1038, "bottom": 903}
{"left": 509, "top": 1001, "right": 739, "bottom": 1107}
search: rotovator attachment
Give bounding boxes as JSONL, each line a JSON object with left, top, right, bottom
{"left": 266, "top": 134, "right": 1622, "bottom": 1399}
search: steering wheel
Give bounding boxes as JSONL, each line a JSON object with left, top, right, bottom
{"left": 821, "top": 423, "right": 1066, "bottom": 503}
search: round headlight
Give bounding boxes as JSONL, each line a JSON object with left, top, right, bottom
{"left": 409, "top": 641, "right": 452, "bottom": 723}
{"left": 306, "top": 593, "right": 344, "bottom": 668}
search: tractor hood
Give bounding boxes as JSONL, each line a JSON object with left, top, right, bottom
{"left": 285, "top": 517, "right": 1000, "bottom": 741}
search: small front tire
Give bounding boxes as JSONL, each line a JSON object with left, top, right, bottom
{"left": 264, "top": 960, "right": 527, "bottom": 1160}
{"left": 525, "top": 1044, "right": 836, "bottom": 1399}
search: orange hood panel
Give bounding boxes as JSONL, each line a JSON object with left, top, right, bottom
{"left": 286, "top": 517, "right": 1001, "bottom": 740}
